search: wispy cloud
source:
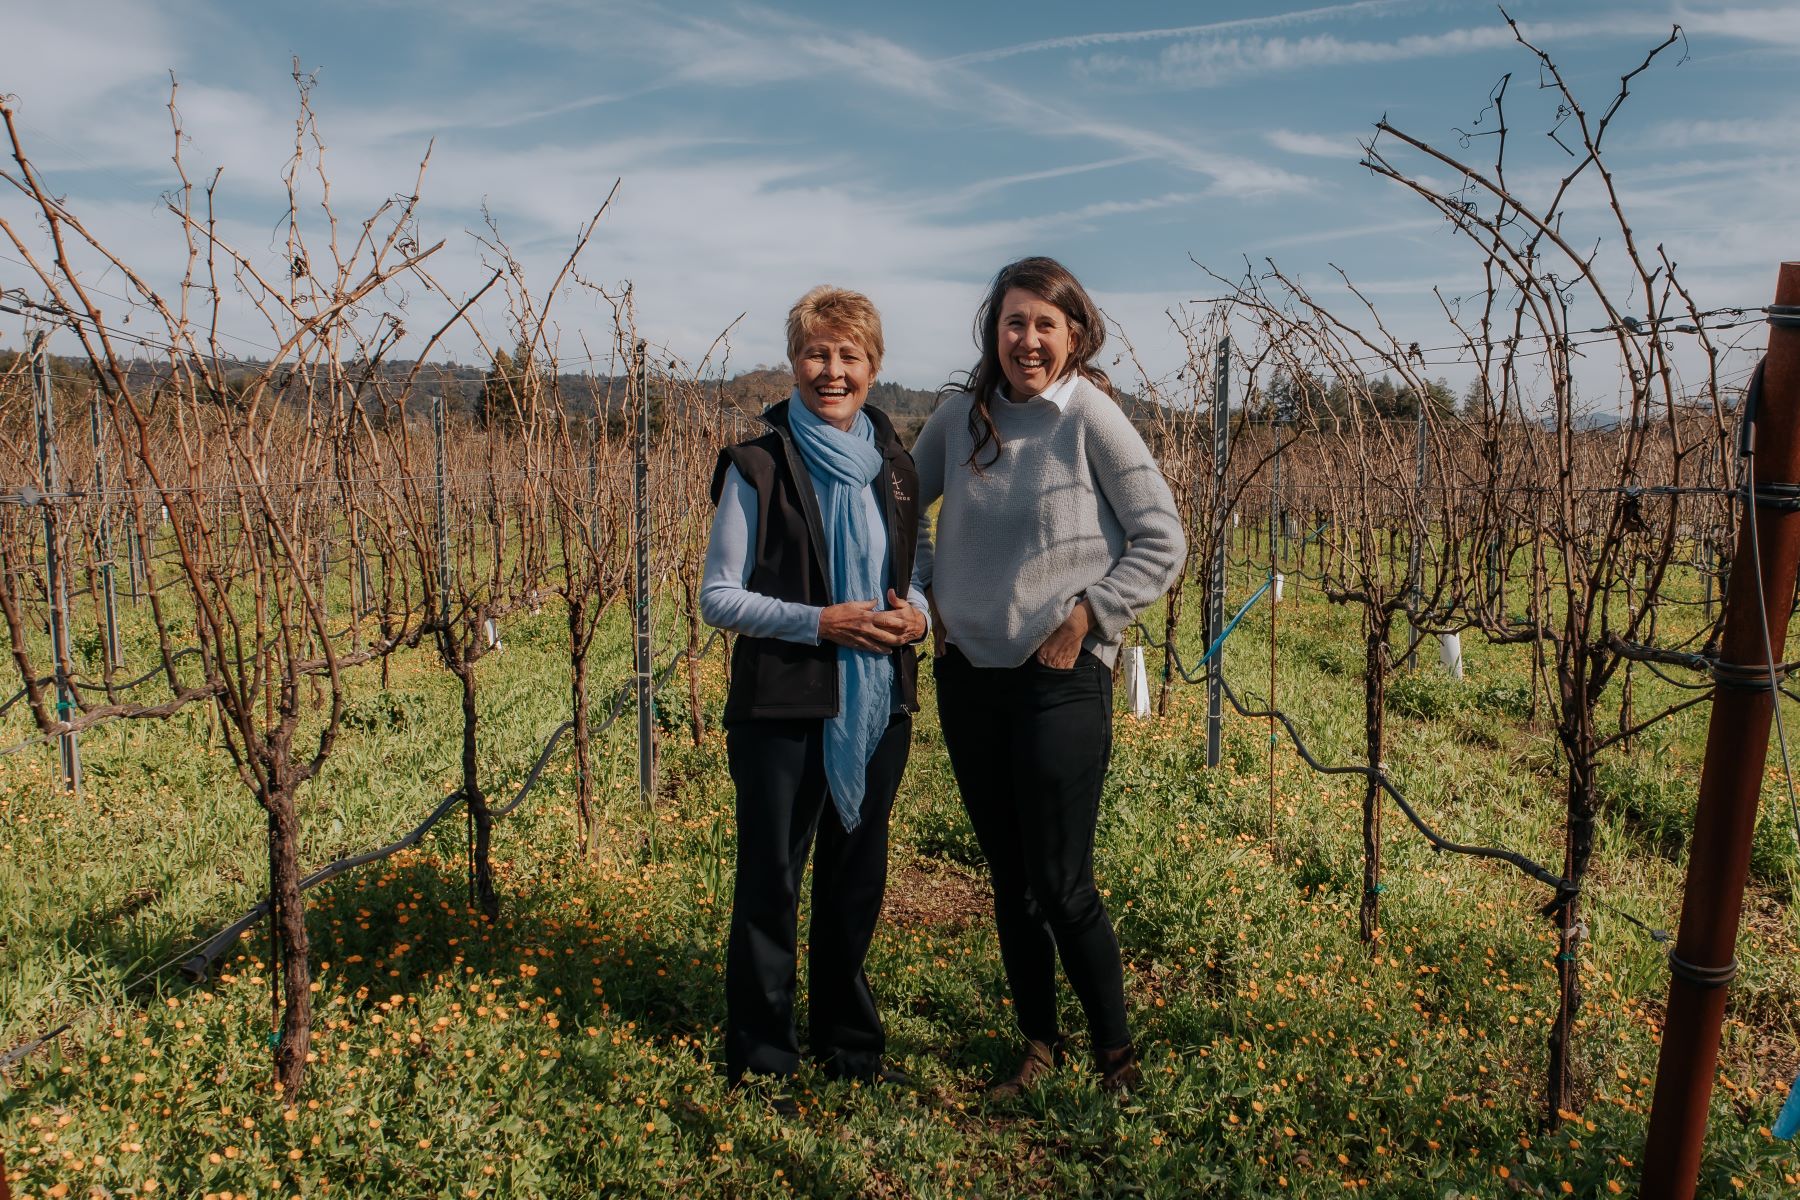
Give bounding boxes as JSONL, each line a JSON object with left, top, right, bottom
{"left": 912, "top": 154, "right": 1153, "bottom": 214}
{"left": 1266, "top": 129, "right": 1368, "bottom": 158}
{"left": 941, "top": 0, "right": 1420, "bottom": 66}
{"left": 466, "top": 88, "right": 656, "bottom": 132}
{"left": 588, "top": 2, "right": 1315, "bottom": 197}
{"left": 1638, "top": 114, "right": 1800, "bottom": 151}
{"left": 642, "top": 4, "right": 956, "bottom": 105}
{"left": 1675, "top": 4, "right": 1800, "bottom": 49}
{"left": 1024, "top": 191, "right": 1212, "bottom": 231}
{"left": 1077, "top": 16, "right": 1677, "bottom": 88}
{"left": 967, "top": 95, "right": 1314, "bottom": 197}
{"left": 1256, "top": 217, "right": 1443, "bottom": 250}
{"left": 6, "top": 0, "right": 1787, "bottom": 390}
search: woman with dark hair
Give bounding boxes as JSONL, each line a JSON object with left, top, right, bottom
{"left": 913, "top": 256, "right": 1185, "bottom": 1098}
{"left": 701, "top": 285, "right": 928, "bottom": 1102}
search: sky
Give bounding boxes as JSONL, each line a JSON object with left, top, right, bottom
{"left": 2, "top": 0, "right": 1796, "bottom": 400}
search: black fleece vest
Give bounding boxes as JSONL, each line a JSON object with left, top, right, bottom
{"left": 709, "top": 399, "right": 920, "bottom": 722}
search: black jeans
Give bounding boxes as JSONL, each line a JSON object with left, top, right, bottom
{"left": 724, "top": 712, "right": 910, "bottom": 1083}
{"left": 934, "top": 644, "right": 1130, "bottom": 1052}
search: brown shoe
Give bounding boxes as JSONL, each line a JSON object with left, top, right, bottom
{"left": 1095, "top": 1042, "right": 1142, "bottom": 1097}
{"left": 986, "top": 1037, "right": 1064, "bottom": 1100}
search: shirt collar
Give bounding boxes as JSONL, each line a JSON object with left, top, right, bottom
{"left": 998, "top": 372, "right": 1081, "bottom": 409}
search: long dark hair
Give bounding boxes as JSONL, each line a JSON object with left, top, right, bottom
{"left": 953, "top": 256, "right": 1113, "bottom": 471}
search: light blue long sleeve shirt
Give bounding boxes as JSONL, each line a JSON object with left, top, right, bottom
{"left": 699, "top": 465, "right": 930, "bottom": 644}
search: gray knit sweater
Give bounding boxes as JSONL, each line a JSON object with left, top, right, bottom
{"left": 913, "top": 377, "right": 1186, "bottom": 669}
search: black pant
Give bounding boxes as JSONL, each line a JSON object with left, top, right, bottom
{"left": 934, "top": 645, "right": 1131, "bottom": 1052}
{"left": 724, "top": 712, "right": 910, "bottom": 1083}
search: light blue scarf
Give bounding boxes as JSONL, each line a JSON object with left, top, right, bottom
{"left": 786, "top": 393, "right": 893, "bottom": 832}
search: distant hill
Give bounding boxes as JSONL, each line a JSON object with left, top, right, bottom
{"left": 714, "top": 368, "right": 1173, "bottom": 445}
{"left": 8, "top": 350, "right": 1166, "bottom": 449}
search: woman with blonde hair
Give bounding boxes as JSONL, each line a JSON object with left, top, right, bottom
{"left": 914, "top": 256, "right": 1185, "bottom": 1098}
{"left": 701, "top": 285, "right": 928, "bottom": 1101}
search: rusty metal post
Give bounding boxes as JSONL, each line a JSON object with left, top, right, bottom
{"left": 1641, "top": 263, "right": 1800, "bottom": 1199}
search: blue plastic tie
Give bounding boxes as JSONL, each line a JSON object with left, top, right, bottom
{"left": 1775, "top": 1068, "right": 1800, "bottom": 1140}
{"left": 1197, "top": 579, "right": 1273, "bottom": 669}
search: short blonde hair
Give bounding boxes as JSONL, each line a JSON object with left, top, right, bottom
{"left": 786, "top": 285, "right": 884, "bottom": 373}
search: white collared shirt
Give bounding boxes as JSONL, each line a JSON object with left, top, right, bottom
{"left": 998, "top": 371, "right": 1083, "bottom": 410}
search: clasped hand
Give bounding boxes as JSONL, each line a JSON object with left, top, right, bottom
{"left": 818, "top": 589, "right": 927, "bottom": 653}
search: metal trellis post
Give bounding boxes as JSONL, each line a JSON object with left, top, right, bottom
{"left": 346, "top": 426, "right": 371, "bottom": 635}
{"left": 32, "top": 334, "right": 80, "bottom": 793}
{"left": 89, "top": 390, "right": 122, "bottom": 670}
{"left": 1407, "top": 402, "right": 1425, "bottom": 670}
{"left": 432, "top": 395, "right": 449, "bottom": 627}
{"left": 632, "top": 342, "right": 657, "bottom": 807}
{"left": 1206, "top": 337, "right": 1229, "bottom": 769}
{"left": 1486, "top": 535, "right": 1500, "bottom": 613}
{"left": 125, "top": 519, "right": 141, "bottom": 603}
{"left": 1270, "top": 427, "right": 1281, "bottom": 569}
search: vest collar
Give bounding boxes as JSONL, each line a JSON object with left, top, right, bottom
{"left": 759, "top": 397, "right": 910, "bottom": 600}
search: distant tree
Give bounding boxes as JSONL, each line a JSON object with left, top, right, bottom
{"left": 1268, "top": 368, "right": 1454, "bottom": 424}
{"left": 475, "top": 339, "right": 549, "bottom": 430}
{"left": 1267, "top": 368, "right": 1328, "bottom": 424}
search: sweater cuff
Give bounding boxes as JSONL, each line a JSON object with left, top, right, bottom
{"left": 907, "top": 584, "right": 932, "bottom": 643}
{"left": 1082, "top": 585, "right": 1132, "bottom": 642}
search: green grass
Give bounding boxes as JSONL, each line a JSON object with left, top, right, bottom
{"left": 2, "top": 543, "right": 1799, "bottom": 1197}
